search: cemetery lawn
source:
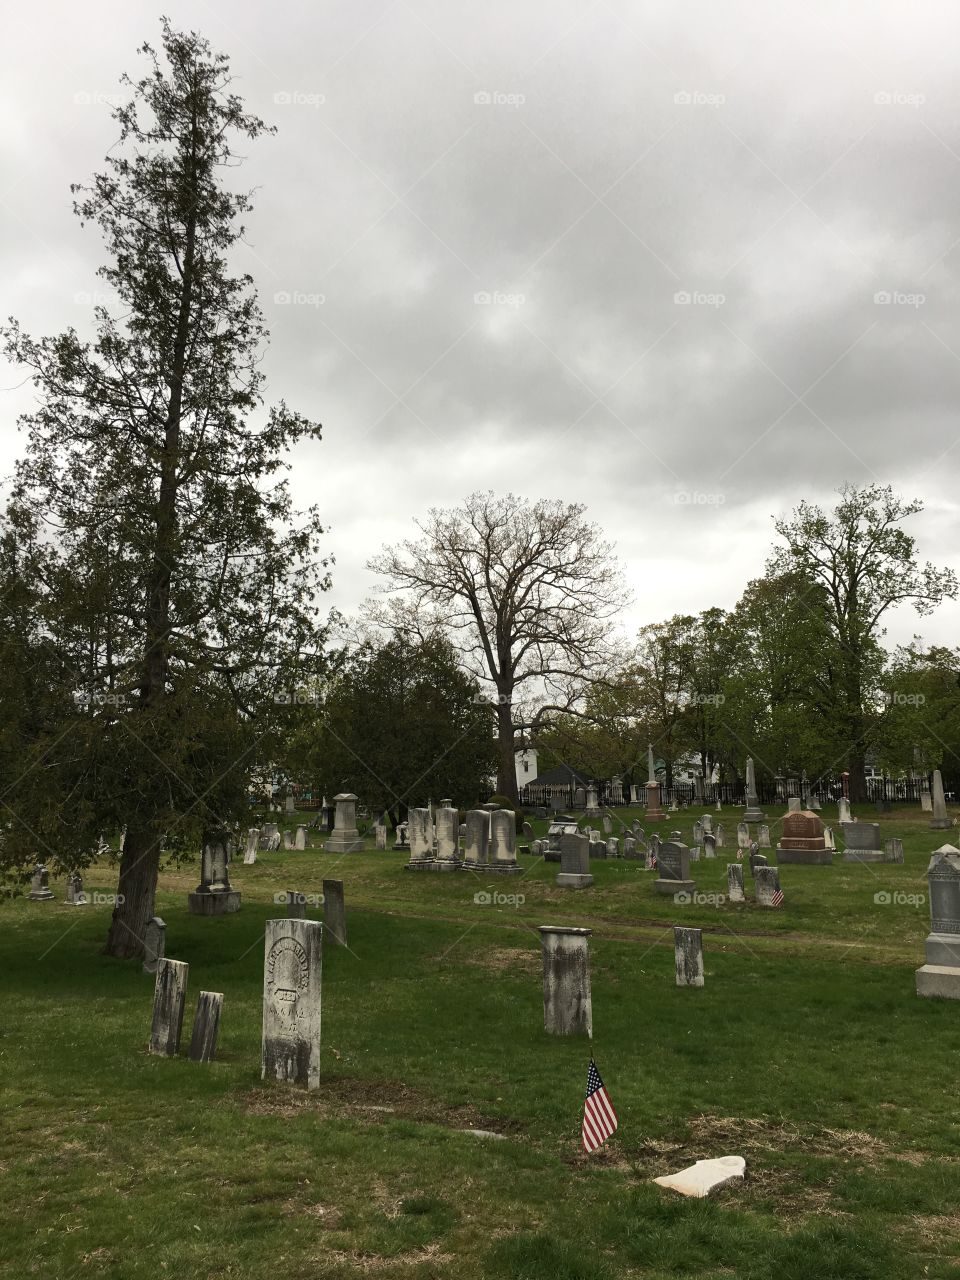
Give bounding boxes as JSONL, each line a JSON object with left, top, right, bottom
{"left": 2, "top": 806, "right": 959, "bottom": 1280}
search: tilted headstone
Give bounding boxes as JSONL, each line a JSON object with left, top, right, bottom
{"left": 462, "top": 809, "right": 490, "bottom": 869}
{"left": 325, "top": 793, "right": 365, "bottom": 853}
{"left": 490, "top": 809, "right": 520, "bottom": 874}
{"left": 188, "top": 991, "right": 223, "bottom": 1063}
{"left": 322, "top": 878, "right": 347, "bottom": 946}
{"left": 885, "top": 838, "right": 904, "bottom": 864}
{"left": 434, "top": 806, "right": 461, "bottom": 870}
{"left": 930, "top": 769, "right": 951, "bottom": 830}
{"left": 758, "top": 824, "right": 771, "bottom": 849}
{"left": 142, "top": 916, "right": 166, "bottom": 974}
{"left": 674, "top": 926, "right": 704, "bottom": 988}
{"left": 262, "top": 918, "right": 323, "bottom": 1088}
{"left": 916, "top": 845, "right": 960, "bottom": 998}
{"left": 149, "top": 958, "right": 188, "bottom": 1056}
{"left": 727, "top": 863, "right": 745, "bottom": 903}
{"left": 755, "top": 865, "right": 783, "bottom": 908}
{"left": 406, "top": 807, "right": 434, "bottom": 870}
{"left": 27, "top": 863, "right": 54, "bottom": 901}
{"left": 557, "top": 831, "right": 594, "bottom": 889}
{"left": 539, "top": 926, "right": 592, "bottom": 1035}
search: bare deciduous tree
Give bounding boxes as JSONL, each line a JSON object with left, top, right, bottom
{"left": 367, "top": 492, "right": 629, "bottom": 801}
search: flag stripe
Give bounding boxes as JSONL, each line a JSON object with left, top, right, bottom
{"left": 582, "top": 1059, "right": 618, "bottom": 1153}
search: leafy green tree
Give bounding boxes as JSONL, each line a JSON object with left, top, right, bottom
{"left": 0, "top": 22, "right": 329, "bottom": 956}
{"left": 769, "top": 485, "right": 956, "bottom": 801}
{"left": 875, "top": 642, "right": 960, "bottom": 789}
{"left": 303, "top": 633, "right": 497, "bottom": 823}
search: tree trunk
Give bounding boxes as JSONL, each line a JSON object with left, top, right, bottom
{"left": 847, "top": 744, "right": 868, "bottom": 803}
{"left": 495, "top": 698, "right": 519, "bottom": 804}
{"left": 102, "top": 826, "right": 162, "bottom": 959}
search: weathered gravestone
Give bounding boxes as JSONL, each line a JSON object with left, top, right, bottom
{"left": 244, "top": 828, "right": 259, "bottom": 864}
{"left": 325, "top": 793, "right": 365, "bottom": 853}
{"left": 188, "top": 991, "right": 223, "bottom": 1063}
{"left": 539, "top": 926, "right": 592, "bottom": 1036}
{"left": 462, "top": 810, "right": 490, "bottom": 870}
{"left": 885, "top": 838, "right": 904, "bottom": 864}
{"left": 655, "top": 839, "right": 695, "bottom": 897}
{"left": 692, "top": 819, "right": 704, "bottom": 844}
{"left": 27, "top": 863, "right": 54, "bottom": 901}
{"left": 434, "top": 806, "right": 461, "bottom": 870}
{"left": 262, "top": 918, "right": 323, "bottom": 1088}
{"left": 755, "top": 865, "right": 783, "bottom": 908}
{"left": 701, "top": 814, "right": 713, "bottom": 836}
{"left": 758, "top": 824, "right": 771, "bottom": 849}
{"left": 674, "top": 926, "right": 704, "bottom": 988}
{"left": 787, "top": 797, "right": 802, "bottom": 813}
{"left": 727, "top": 863, "right": 746, "bottom": 903}
{"left": 283, "top": 830, "right": 294, "bottom": 851}
{"left": 823, "top": 825, "right": 835, "bottom": 850}
{"left": 930, "top": 769, "right": 951, "bottom": 830}
{"left": 623, "top": 836, "right": 637, "bottom": 858}
{"left": 64, "top": 872, "right": 87, "bottom": 906}
{"left": 188, "top": 827, "right": 241, "bottom": 915}
{"left": 715, "top": 823, "right": 725, "bottom": 848}
{"left": 749, "top": 848, "right": 768, "bottom": 877}
{"left": 393, "top": 821, "right": 409, "bottom": 852}
{"left": 406, "top": 808, "right": 434, "bottom": 870}
{"left": 556, "top": 832, "right": 594, "bottom": 889}
{"left": 286, "top": 889, "right": 308, "bottom": 919}
{"left": 703, "top": 833, "right": 716, "bottom": 859}
{"left": 737, "top": 822, "right": 750, "bottom": 850}
{"left": 490, "top": 809, "right": 521, "bottom": 874}
{"left": 142, "top": 917, "right": 166, "bottom": 974}
{"left": 295, "top": 825, "right": 308, "bottom": 851}
{"left": 602, "top": 814, "right": 612, "bottom": 835}
{"left": 322, "top": 878, "right": 347, "bottom": 946}
{"left": 149, "top": 958, "right": 188, "bottom": 1056}
{"left": 522, "top": 820, "right": 534, "bottom": 837}
{"left": 374, "top": 824, "right": 387, "bottom": 851}
{"left": 838, "top": 797, "right": 853, "bottom": 824}
{"left": 689, "top": 845, "right": 701, "bottom": 862}
{"left": 841, "top": 821, "right": 884, "bottom": 863}
{"left": 921, "top": 790, "right": 933, "bottom": 813}
{"left": 916, "top": 845, "right": 960, "bottom": 999}
{"left": 606, "top": 837, "right": 620, "bottom": 859}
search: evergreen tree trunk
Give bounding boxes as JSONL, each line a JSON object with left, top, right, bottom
{"left": 104, "top": 827, "right": 162, "bottom": 958}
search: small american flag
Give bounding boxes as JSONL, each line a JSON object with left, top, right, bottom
{"left": 772, "top": 888, "right": 784, "bottom": 907}
{"left": 582, "top": 1058, "right": 618, "bottom": 1153}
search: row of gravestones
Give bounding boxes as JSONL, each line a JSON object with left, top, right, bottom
{"left": 400, "top": 807, "right": 523, "bottom": 875}
{"left": 141, "top": 840, "right": 960, "bottom": 1073}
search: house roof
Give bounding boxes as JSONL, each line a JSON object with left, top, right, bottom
{"left": 528, "top": 763, "right": 590, "bottom": 788}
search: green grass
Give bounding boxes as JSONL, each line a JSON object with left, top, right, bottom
{"left": 2, "top": 803, "right": 959, "bottom": 1278}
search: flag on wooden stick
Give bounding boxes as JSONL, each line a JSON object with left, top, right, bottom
{"left": 582, "top": 1058, "right": 618, "bottom": 1153}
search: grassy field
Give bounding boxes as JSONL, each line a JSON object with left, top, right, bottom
{"left": 2, "top": 803, "right": 959, "bottom": 1279}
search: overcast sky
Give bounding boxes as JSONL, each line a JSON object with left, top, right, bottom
{"left": 3, "top": 1, "right": 960, "bottom": 650}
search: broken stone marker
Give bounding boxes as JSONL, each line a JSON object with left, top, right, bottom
{"left": 674, "top": 926, "right": 704, "bottom": 987}
{"left": 654, "top": 1155, "right": 746, "bottom": 1198}
{"left": 188, "top": 991, "right": 223, "bottom": 1063}
{"left": 322, "top": 878, "right": 347, "bottom": 946}
{"left": 142, "top": 916, "right": 166, "bottom": 974}
{"left": 149, "top": 958, "right": 189, "bottom": 1056}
